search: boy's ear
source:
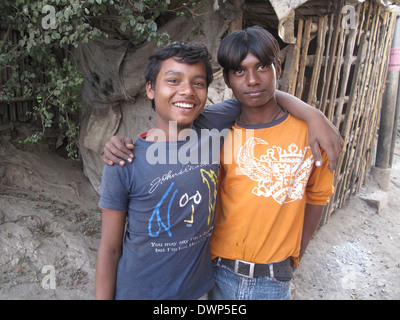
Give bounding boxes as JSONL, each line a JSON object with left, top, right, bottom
{"left": 146, "top": 81, "right": 155, "bottom": 100}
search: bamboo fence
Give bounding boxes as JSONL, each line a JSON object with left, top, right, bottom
{"left": 279, "top": 0, "right": 397, "bottom": 223}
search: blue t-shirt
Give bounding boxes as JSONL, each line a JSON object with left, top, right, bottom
{"left": 99, "top": 99, "right": 240, "bottom": 300}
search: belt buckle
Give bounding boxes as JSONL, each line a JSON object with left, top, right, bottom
{"left": 234, "top": 259, "right": 255, "bottom": 278}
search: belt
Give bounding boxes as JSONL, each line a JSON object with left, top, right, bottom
{"left": 215, "top": 257, "right": 294, "bottom": 280}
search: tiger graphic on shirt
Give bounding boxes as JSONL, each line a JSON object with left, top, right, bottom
{"left": 237, "top": 137, "right": 314, "bottom": 204}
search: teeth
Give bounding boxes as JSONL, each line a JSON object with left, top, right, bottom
{"left": 175, "top": 102, "right": 194, "bottom": 109}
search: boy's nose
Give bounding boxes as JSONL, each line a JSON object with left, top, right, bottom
{"left": 179, "top": 81, "right": 194, "bottom": 96}
{"left": 247, "top": 70, "right": 260, "bottom": 86}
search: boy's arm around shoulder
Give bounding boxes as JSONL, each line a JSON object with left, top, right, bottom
{"left": 103, "top": 136, "right": 135, "bottom": 167}
{"left": 194, "top": 98, "right": 241, "bottom": 131}
{"left": 275, "top": 90, "right": 344, "bottom": 172}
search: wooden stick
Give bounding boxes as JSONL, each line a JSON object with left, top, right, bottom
{"left": 307, "top": 15, "right": 327, "bottom": 107}
{"left": 291, "top": 19, "right": 304, "bottom": 96}
{"left": 296, "top": 19, "right": 312, "bottom": 99}
{"left": 333, "top": 10, "right": 359, "bottom": 128}
{"left": 320, "top": 1, "right": 343, "bottom": 115}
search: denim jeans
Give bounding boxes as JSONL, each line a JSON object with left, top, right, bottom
{"left": 209, "top": 263, "right": 291, "bottom": 300}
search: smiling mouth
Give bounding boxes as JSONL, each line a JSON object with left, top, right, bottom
{"left": 174, "top": 102, "right": 196, "bottom": 109}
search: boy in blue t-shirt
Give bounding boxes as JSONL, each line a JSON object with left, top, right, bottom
{"left": 96, "top": 42, "right": 242, "bottom": 300}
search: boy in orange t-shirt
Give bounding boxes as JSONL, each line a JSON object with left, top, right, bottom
{"left": 208, "top": 26, "right": 334, "bottom": 300}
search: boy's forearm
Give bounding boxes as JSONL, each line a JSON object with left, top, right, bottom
{"left": 95, "top": 246, "right": 122, "bottom": 299}
{"left": 299, "top": 204, "right": 324, "bottom": 260}
{"left": 275, "top": 90, "right": 321, "bottom": 122}
{"left": 275, "top": 90, "right": 344, "bottom": 172}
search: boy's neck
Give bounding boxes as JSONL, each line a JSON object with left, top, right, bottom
{"left": 239, "top": 99, "right": 282, "bottom": 125}
{"left": 146, "top": 121, "right": 193, "bottom": 141}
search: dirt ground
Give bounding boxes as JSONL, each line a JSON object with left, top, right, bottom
{"left": 292, "top": 137, "right": 400, "bottom": 300}
{"left": 0, "top": 129, "right": 399, "bottom": 300}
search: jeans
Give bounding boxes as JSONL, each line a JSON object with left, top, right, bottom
{"left": 209, "top": 263, "right": 291, "bottom": 300}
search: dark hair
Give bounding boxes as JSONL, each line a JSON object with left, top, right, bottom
{"left": 145, "top": 41, "right": 213, "bottom": 89}
{"left": 217, "top": 26, "right": 280, "bottom": 79}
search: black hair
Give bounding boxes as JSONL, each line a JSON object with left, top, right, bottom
{"left": 145, "top": 41, "right": 213, "bottom": 86}
{"left": 144, "top": 41, "right": 213, "bottom": 110}
{"left": 217, "top": 26, "right": 280, "bottom": 80}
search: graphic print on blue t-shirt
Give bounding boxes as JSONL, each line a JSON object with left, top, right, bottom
{"left": 148, "top": 182, "right": 177, "bottom": 238}
{"left": 149, "top": 170, "right": 216, "bottom": 236}
{"left": 148, "top": 168, "right": 218, "bottom": 239}
{"left": 200, "top": 169, "right": 218, "bottom": 226}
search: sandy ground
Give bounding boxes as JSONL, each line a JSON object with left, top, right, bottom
{"left": 292, "top": 140, "right": 400, "bottom": 300}
{"left": 0, "top": 131, "right": 399, "bottom": 300}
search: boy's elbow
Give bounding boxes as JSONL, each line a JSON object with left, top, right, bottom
{"left": 98, "top": 241, "right": 123, "bottom": 262}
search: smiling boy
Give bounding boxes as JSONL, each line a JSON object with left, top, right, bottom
{"left": 145, "top": 54, "right": 208, "bottom": 139}
{"left": 95, "top": 42, "right": 241, "bottom": 300}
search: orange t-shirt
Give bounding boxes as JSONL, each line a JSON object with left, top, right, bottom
{"left": 210, "top": 113, "right": 334, "bottom": 267}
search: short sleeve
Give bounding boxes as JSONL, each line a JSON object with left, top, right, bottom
{"left": 306, "top": 150, "right": 335, "bottom": 205}
{"left": 98, "top": 164, "right": 130, "bottom": 212}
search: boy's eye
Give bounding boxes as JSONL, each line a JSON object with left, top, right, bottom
{"left": 194, "top": 81, "right": 206, "bottom": 87}
{"left": 259, "top": 64, "right": 269, "bottom": 70}
{"left": 167, "top": 78, "right": 179, "bottom": 84}
{"left": 234, "top": 69, "right": 244, "bottom": 75}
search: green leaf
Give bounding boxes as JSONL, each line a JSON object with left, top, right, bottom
{"left": 44, "top": 34, "right": 51, "bottom": 44}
